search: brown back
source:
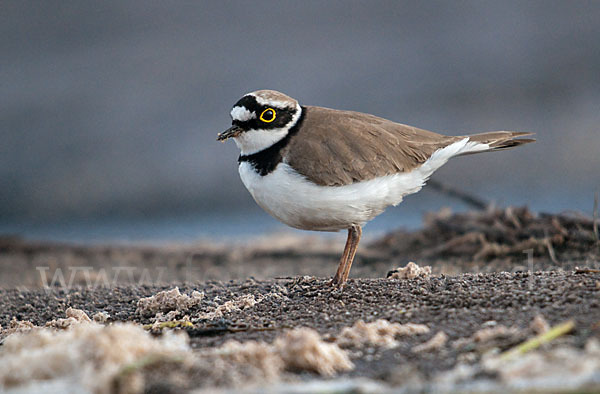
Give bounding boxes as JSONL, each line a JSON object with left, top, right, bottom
{"left": 285, "top": 106, "right": 459, "bottom": 186}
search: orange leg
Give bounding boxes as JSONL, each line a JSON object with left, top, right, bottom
{"left": 331, "top": 224, "right": 362, "bottom": 287}
{"left": 331, "top": 228, "right": 353, "bottom": 285}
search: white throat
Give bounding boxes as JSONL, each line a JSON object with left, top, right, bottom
{"left": 234, "top": 104, "right": 302, "bottom": 155}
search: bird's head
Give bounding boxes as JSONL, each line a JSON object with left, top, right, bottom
{"left": 217, "top": 90, "right": 302, "bottom": 155}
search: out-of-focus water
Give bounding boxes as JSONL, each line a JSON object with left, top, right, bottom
{"left": 2, "top": 189, "right": 594, "bottom": 243}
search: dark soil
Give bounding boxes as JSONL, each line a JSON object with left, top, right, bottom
{"left": 1, "top": 271, "right": 599, "bottom": 387}
{"left": 1, "top": 207, "right": 599, "bottom": 391}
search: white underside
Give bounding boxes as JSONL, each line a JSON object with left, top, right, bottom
{"left": 239, "top": 138, "right": 489, "bottom": 231}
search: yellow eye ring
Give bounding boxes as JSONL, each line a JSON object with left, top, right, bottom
{"left": 259, "top": 108, "right": 276, "bottom": 123}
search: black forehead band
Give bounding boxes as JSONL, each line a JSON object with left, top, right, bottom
{"left": 233, "top": 95, "right": 295, "bottom": 113}
{"left": 233, "top": 95, "right": 260, "bottom": 112}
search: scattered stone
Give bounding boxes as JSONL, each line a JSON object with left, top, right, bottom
{"left": 152, "top": 310, "right": 181, "bottom": 323}
{"left": 0, "top": 318, "right": 36, "bottom": 341}
{"left": 530, "top": 314, "right": 550, "bottom": 335}
{"left": 92, "top": 312, "right": 110, "bottom": 324}
{"left": 0, "top": 322, "right": 191, "bottom": 393}
{"left": 337, "top": 319, "right": 430, "bottom": 348}
{"left": 472, "top": 325, "right": 519, "bottom": 343}
{"left": 387, "top": 262, "right": 432, "bottom": 279}
{"left": 196, "top": 294, "right": 262, "bottom": 320}
{"left": 203, "top": 327, "right": 354, "bottom": 382}
{"left": 275, "top": 327, "right": 353, "bottom": 376}
{"left": 45, "top": 307, "right": 92, "bottom": 329}
{"left": 214, "top": 340, "right": 282, "bottom": 381}
{"left": 136, "top": 287, "right": 204, "bottom": 317}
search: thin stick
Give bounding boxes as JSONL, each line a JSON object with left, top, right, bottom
{"left": 500, "top": 320, "right": 575, "bottom": 360}
{"left": 543, "top": 229, "right": 559, "bottom": 265}
{"left": 143, "top": 320, "right": 194, "bottom": 330}
{"left": 575, "top": 267, "right": 600, "bottom": 274}
{"left": 428, "top": 179, "right": 489, "bottom": 210}
{"left": 594, "top": 191, "right": 599, "bottom": 242}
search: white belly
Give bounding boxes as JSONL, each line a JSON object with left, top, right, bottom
{"left": 237, "top": 138, "right": 484, "bottom": 231}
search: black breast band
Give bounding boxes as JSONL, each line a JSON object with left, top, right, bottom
{"left": 238, "top": 107, "right": 306, "bottom": 176}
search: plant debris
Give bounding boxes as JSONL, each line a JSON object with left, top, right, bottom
{"left": 387, "top": 262, "right": 432, "bottom": 279}
{"left": 45, "top": 307, "right": 92, "bottom": 329}
{"left": 274, "top": 327, "right": 353, "bottom": 376}
{"left": 412, "top": 331, "right": 448, "bottom": 353}
{"left": 136, "top": 287, "right": 204, "bottom": 317}
{"left": 0, "top": 322, "right": 191, "bottom": 394}
{"left": 336, "top": 319, "right": 430, "bottom": 348}
{"left": 373, "top": 206, "right": 600, "bottom": 274}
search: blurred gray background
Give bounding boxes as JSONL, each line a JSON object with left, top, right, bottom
{"left": 1, "top": 1, "right": 599, "bottom": 242}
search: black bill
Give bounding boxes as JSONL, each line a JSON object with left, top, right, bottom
{"left": 217, "top": 125, "right": 243, "bottom": 141}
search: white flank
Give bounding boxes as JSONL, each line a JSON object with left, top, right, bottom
{"left": 238, "top": 138, "right": 489, "bottom": 231}
{"left": 234, "top": 104, "right": 302, "bottom": 155}
{"left": 230, "top": 106, "right": 256, "bottom": 122}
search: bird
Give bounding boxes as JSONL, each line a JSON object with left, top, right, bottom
{"left": 217, "top": 90, "right": 534, "bottom": 286}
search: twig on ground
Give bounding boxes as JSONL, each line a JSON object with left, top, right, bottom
{"left": 575, "top": 267, "right": 600, "bottom": 274}
{"left": 543, "top": 229, "right": 559, "bottom": 265}
{"left": 499, "top": 320, "right": 575, "bottom": 360}
{"left": 143, "top": 321, "right": 194, "bottom": 330}
{"left": 427, "top": 179, "right": 489, "bottom": 210}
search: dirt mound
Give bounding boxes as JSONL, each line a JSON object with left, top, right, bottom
{"left": 372, "top": 206, "right": 599, "bottom": 274}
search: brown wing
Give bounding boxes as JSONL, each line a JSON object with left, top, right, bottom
{"left": 285, "top": 106, "right": 459, "bottom": 186}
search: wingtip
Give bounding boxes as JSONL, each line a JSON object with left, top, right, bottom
{"left": 504, "top": 131, "right": 536, "bottom": 145}
{"left": 502, "top": 131, "right": 535, "bottom": 137}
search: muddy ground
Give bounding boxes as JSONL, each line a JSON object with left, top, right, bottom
{"left": 1, "top": 207, "right": 598, "bottom": 289}
{"left": 1, "top": 207, "right": 599, "bottom": 392}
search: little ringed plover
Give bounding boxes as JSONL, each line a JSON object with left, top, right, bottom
{"left": 218, "top": 90, "right": 534, "bottom": 286}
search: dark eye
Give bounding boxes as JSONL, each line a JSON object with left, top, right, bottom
{"left": 259, "top": 108, "right": 276, "bottom": 123}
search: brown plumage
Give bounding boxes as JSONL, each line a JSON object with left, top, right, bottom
{"left": 220, "top": 90, "right": 535, "bottom": 287}
{"left": 285, "top": 106, "right": 534, "bottom": 186}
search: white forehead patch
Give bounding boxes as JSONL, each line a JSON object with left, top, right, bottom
{"left": 230, "top": 106, "right": 256, "bottom": 122}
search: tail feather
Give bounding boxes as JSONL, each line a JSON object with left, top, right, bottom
{"left": 459, "top": 131, "right": 535, "bottom": 155}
